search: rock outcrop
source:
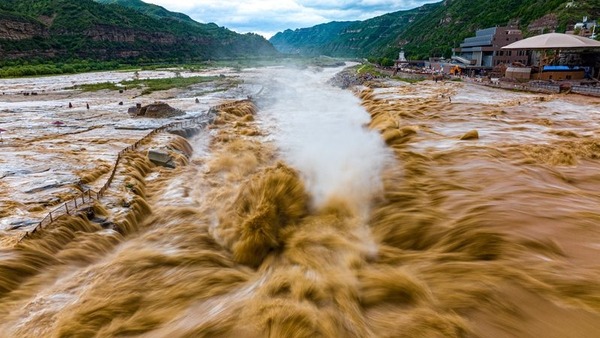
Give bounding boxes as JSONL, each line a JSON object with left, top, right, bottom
{"left": 84, "top": 24, "right": 177, "bottom": 44}
{"left": 147, "top": 148, "right": 176, "bottom": 168}
{"left": 0, "top": 18, "right": 46, "bottom": 40}
{"left": 328, "top": 68, "right": 381, "bottom": 89}
{"left": 128, "top": 102, "right": 185, "bottom": 118}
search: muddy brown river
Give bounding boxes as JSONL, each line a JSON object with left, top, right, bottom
{"left": 0, "top": 65, "right": 599, "bottom": 337}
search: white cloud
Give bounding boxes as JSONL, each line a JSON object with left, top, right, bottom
{"left": 143, "top": 0, "right": 439, "bottom": 38}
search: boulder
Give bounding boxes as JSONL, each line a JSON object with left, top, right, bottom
{"left": 128, "top": 102, "right": 185, "bottom": 118}
{"left": 148, "top": 149, "right": 176, "bottom": 168}
{"left": 460, "top": 130, "right": 479, "bottom": 140}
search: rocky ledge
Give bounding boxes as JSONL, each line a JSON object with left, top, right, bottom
{"left": 128, "top": 102, "right": 185, "bottom": 118}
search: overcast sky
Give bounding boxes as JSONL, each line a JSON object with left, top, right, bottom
{"left": 143, "top": 0, "right": 440, "bottom": 39}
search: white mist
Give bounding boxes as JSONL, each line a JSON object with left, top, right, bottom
{"left": 257, "top": 65, "right": 391, "bottom": 210}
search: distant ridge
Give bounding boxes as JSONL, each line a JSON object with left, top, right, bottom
{"left": 270, "top": 21, "right": 357, "bottom": 55}
{"left": 270, "top": 0, "right": 600, "bottom": 60}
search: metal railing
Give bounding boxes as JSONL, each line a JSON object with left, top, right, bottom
{"left": 571, "top": 85, "right": 600, "bottom": 96}
{"left": 30, "top": 190, "right": 97, "bottom": 235}
{"left": 480, "top": 79, "right": 561, "bottom": 94}
{"left": 19, "top": 99, "right": 249, "bottom": 241}
{"left": 526, "top": 82, "right": 561, "bottom": 94}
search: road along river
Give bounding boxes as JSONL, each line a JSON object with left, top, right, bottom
{"left": 0, "top": 65, "right": 600, "bottom": 337}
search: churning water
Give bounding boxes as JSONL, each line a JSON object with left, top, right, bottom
{"left": 1, "top": 65, "right": 600, "bottom": 337}
{"left": 257, "top": 67, "right": 391, "bottom": 212}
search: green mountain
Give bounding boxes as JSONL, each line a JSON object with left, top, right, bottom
{"left": 270, "top": 0, "right": 600, "bottom": 60}
{"left": 269, "top": 21, "right": 357, "bottom": 55}
{"left": 95, "top": 0, "right": 202, "bottom": 27}
{"left": 0, "top": 0, "right": 277, "bottom": 63}
{"left": 270, "top": 6, "right": 436, "bottom": 58}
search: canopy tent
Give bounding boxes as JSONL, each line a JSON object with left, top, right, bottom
{"left": 502, "top": 33, "right": 600, "bottom": 50}
{"left": 501, "top": 33, "right": 600, "bottom": 80}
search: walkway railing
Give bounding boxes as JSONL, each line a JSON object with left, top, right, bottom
{"left": 571, "top": 85, "right": 600, "bottom": 97}
{"left": 30, "top": 190, "right": 97, "bottom": 235}
{"left": 473, "top": 78, "right": 561, "bottom": 94}
{"left": 526, "top": 82, "right": 561, "bottom": 94}
{"left": 19, "top": 99, "right": 249, "bottom": 241}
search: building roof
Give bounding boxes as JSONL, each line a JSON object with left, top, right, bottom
{"left": 460, "top": 27, "right": 496, "bottom": 48}
{"left": 502, "top": 33, "right": 600, "bottom": 49}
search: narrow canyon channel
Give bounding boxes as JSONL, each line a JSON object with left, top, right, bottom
{"left": 1, "top": 64, "right": 600, "bottom": 337}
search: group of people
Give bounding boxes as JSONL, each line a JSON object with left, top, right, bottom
{"left": 68, "top": 102, "right": 90, "bottom": 109}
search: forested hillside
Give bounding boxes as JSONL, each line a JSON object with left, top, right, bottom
{"left": 95, "top": 0, "right": 203, "bottom": 27}
{"left": 0, "top": 0, "right": 277, "bottom": 66}
{"left": 269, "top": 21, "right": 357, "bottom": 55}
{"left": 270, "top": 0, "right": 600, "bottom": 60}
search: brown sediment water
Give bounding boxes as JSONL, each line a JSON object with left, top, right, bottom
{"left": 0, "top": 67, "right": 600, "bottom": 337}
{"left": 359, "top": 80, "right": 600, "bottom": 337}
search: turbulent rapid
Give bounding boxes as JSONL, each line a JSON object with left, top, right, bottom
{"left": 1, "top": 65, "right": 600, "bottom": 337}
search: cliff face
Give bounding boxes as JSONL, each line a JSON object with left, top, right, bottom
{"left": 84, "top": 24, "right": 177, "bottom": 44}
{"left": 0, "top": 21, "right": 213, "bottom": 46}
{"left": 0, "top": 0, "right": 278, "bottom": 62}
{"left": 0, "top": 18, "right": 46, "bottom": 40}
